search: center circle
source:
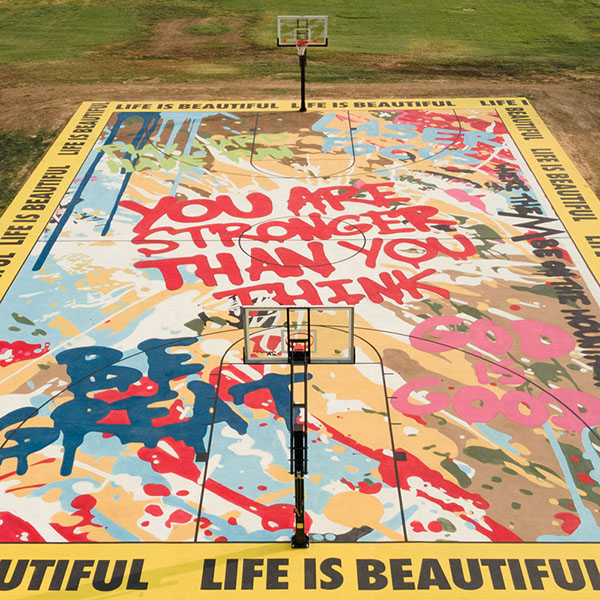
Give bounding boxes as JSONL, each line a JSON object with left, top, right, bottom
{"left": 237, "top": 214, "right": 368, "bottom": 268}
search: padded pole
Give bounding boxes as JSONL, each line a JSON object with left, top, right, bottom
{"left": 299, "top": 52, "right": 307, "bottom": 112}
{"left": 289, "top": 317, "right": 310, "bottom": 548}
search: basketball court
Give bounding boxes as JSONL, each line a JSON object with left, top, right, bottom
{"left": 1, "top": 90, "right": 600, "bottom": 596}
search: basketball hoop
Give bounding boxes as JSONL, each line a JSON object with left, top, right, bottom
{"left": 288, "top": 330, "right": 312, "bottom": 353}
{"left": 296, "top": 39, "right": 309, "bottom": 56}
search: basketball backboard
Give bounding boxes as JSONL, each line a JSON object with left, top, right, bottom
{"left": 242, "top": 306, "right": 353, "bottom": 364}
{"left": 277, "top": 15, "right": 328, "bottom": 47}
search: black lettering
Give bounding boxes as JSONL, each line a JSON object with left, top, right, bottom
{"left": 126, "top": 559, "right": 149, "bottom": 590}
{"left": 389, "top": 558, "right": 415, "bottom": 590}
{"left": 509, "top": 194, "right": 543, "bottom": 216}
{"left": 201, "top": 559, "right": 221, "bottom": 590}
{"left": 304, "top": 558, "right": 317, "bottom": 590}
{"left": 507, "top": 559, "right": 527, "bottom": 590}
{"left": 561, "top": 308, "right": 600, "bottom": 384}
{"left": 320, "top": 558, "right": 343, "bottom": 590}
{"left": 562, "top": 309, "right": 600, "bottom": 333}
{"left": 449, "top": 558, "right": 483, "bottom": 590}
{"left": 66, "top": 560, "right": 95, "bottom": 590}
{"left": 586, "top": 235, "right": 600, "bottom": 256}
{"left": 357, "top": 559, "right": 387, "bottom": 590}
{"left": 266, "top": 558, "right": 288, "bottom": 590}
{"left": 224, "top": 559, "right": 238, "bottom": 590}
{"left": 525, "top": 559, "right": 549, "bottom": 590}
{"left": 417, "top": 558, "right": 451, "bottom": 590}
{"left": 584, "top": 559, "right": 600, "bottom": 590}
{"left": 241, "top": 559, "right": 263, "bottom": 590}
{"left": 497, "top": 211, "right": 563, "bottom": 241}
{"left": 549, "top": 559, "right": 585, "bottom": 591}
{"left": 496, "top": 163, "right": 529, "bottom": 192}
{"left": 93, "top": 560, "right": 127, "bottom": 592}
{"left": 504, "top": 108, "right": 542, "bottom": 138}
{"left": 28, "top": 560, "right": 55, "bottom": 591}
{"left": 480, "top": 559, "right": 507, "bottom": 589}
{"left": 532, "top": 148, "right": 556, "bottom": 156}
{"left": 0, "top": 559, "right": 28, "bottom": 591}
{"left": 49, "top": 559, "right": 69, "bottom": 590}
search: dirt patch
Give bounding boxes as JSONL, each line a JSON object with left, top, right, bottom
{"left": 145, "top": 17, "right": 251, "bottom": 60}
{"left": 147, "top": 18, "right": 208, "bottom": 58}
{"left": 0, "top": 76, "right": 598, "bottom": 195}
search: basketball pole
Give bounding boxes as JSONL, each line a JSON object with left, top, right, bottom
{"left": 299, "top": 50, "right": 307, "bottom": 112}
{"left": 288, "top": 309, "right": 310, "bottom": 548}
{"left": 278, "top": 16, "right": 328, "bottom": 113}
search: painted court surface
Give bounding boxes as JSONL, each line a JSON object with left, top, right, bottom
{"left": 1, "top": 97, "right": 600, "bottom": 597}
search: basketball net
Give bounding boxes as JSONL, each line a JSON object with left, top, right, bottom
{"left": 296, "top": 39, "right": 309, "bottom": 56}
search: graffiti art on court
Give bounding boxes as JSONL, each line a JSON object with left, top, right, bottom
{"left": 1, "top": 99, "right": 600, "bottom": 547}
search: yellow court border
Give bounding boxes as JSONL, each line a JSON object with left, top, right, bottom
{"left": 1, "top": 541, "right": 600, "bottom": 597}
{"left": 1, "top": 98, "right": 600, "bottom": 597}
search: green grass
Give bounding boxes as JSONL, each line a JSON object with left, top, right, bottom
{"left": 240, "top": 0, "right": 600, "bottom": 70}
{"left": 0, "top": 130, "right": 59, "bottom": 216}
{"left": 0, "top": 3, "right": 139, "bottom": 62}
{"left": 184, "top": 24, "right": 230, "bottom": 36}
{"left": 0, "top": 0, "right": 598, "bottom": 83}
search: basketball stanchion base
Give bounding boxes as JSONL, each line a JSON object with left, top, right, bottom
{"left": 292, "top": 526, "right": 309, "bottom": 548}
